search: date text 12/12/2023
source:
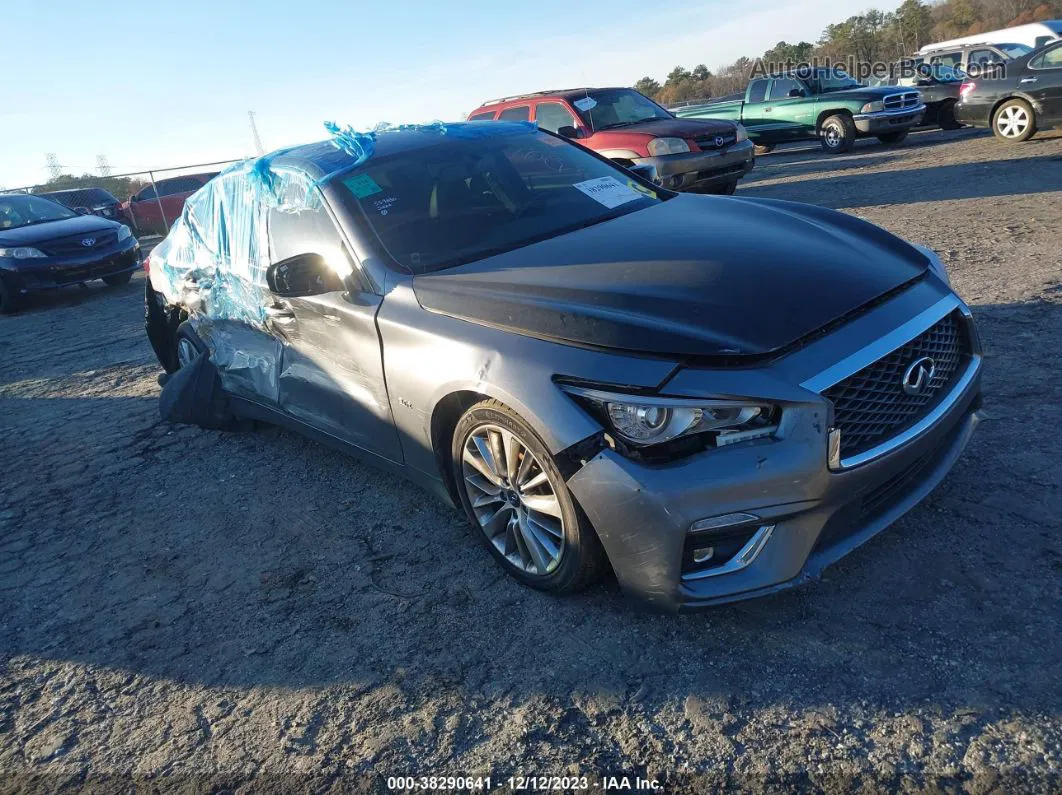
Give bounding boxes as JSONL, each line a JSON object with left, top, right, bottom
{"left": 386, "top": 775, "right": 663, "bottom": 791}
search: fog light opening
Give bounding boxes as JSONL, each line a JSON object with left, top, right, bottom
{"left": 692, "top": 547, "right": 715, "bottom": 564}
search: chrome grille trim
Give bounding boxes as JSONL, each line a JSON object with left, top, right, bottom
{"left": 884, "top": 91, "right": 921, "bottom": 110}
{"left": 801, "top": 294, "right": 980, "bottom": 470}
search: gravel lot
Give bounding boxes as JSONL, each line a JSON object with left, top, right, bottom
{"left": 2, "top": 128, "right": 1061, "bottom": 793}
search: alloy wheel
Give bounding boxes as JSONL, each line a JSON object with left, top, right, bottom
{"left": 460, "top": 423, "right": 565, "bottom": 576}
{"left": 997, "top": 106, "right": 1029, "bottom": 138}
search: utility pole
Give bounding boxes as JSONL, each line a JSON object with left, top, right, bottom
{"left": 96, "top": 155, "right": 113, "bottom": 177}
{"left": 45, "top": 153, "right": 62, "bottom": 180}
{"left": 248, "top": 111, "right": 265, "bottom": 156}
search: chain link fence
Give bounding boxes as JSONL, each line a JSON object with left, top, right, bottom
{"left": 1, "top": 160, "right": 242, "bottom": 246}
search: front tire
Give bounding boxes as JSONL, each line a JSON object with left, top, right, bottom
{"left": 993, "top": 99, "right": 1036, "bottom": 142}
{"left": 0, "top": 279, "right": 20, "bottom": 315}
{"left": 877, "top": 129, "right": 909, "bottom": 145}
{"left": 451, "top": 399, "right": 606, "bottom": 594}
{"left": 937, "top": 100, "right": 962, "bottom": 130}
{"left": 820, "top": 114, "right": 856, "bottom": 153}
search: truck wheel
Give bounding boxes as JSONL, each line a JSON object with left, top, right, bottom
{"left": 992, "top": 99, "right": 1037, "bottom": 142}
{"left": 937, "top": 100, "right": 962, "bottom": 130}
{"left": 820, "top": 114, "right": 856, "bottom": 153}
{"left": 877, "top": 130, "right": 909, "bottom": 145}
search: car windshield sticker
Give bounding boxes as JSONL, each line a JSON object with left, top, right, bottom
{"left": 343, "top": 173, "right": 383, "bottom": 199}
{"left": 573, "top": 177, "right": 643, "bottom": 209}
{"left": 573, "top": 96, "right": 598, "bottom": 112}
{"left": 626, "top": 179, "right": 657, "bottom": 200}
{"left": 372, "top": 196, "right": 399, "bottom": 216}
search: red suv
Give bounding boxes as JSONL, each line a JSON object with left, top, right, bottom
{"left": 121, "top": 172, "right": 218, "bottom": 235}
{"left": 468, "top": 87, "right": 754, "bottom": 194}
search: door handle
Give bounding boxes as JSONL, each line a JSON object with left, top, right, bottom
{"left": 265, "top": 303, "right": 295, "bottom": 323}
{"left": 1020, "top": 77, "right": 1038, "bottom": 83}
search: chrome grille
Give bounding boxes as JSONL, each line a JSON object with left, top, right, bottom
{"left": 884, "top": 91, "right": 921, "bottom": 110}
{"left": 38, "top": 230, "right": 118, "bottom": 256}
{"left": 694, "top": 134, "right": 737, "bottom": 150}
{"left": 824, "top": 311, "right": 967, "bottom": 458}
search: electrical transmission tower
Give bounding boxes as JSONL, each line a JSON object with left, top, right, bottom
{"left": 248, "top": 111, "right": 265, "bottom": 156}
{"left": 96, "top": 155, "right": 113, "bottom": 177}
{"left": 45, "top": 153, "right": 62, "bottom": 180}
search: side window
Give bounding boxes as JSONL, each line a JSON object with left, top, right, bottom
{"left": 136, "top": 185, "right": 157, "bottom": 201}
{"left": 1031, "top": 46, "right": 1062, "bottom": 68}
{"left": 534, "top": 101, "right": 578, "bottom": 133}
{"left": 747, "top": 79, "right": 769, "bottom": 104}
{"left": 968, "top": 49, "right": 995, "bottom": 65}
{"left": 930, "top": 51, "right": 962, "bottom": 67}
{"left": 468, "top": 110, "right": 496, "bottom": 121}
{"left": 768, "top": 77, "right": 804, "bottom": 100}
{"left": 268, "top": 180, "right": 354, "bottom": 290}
{"left": 498, "top": 105, "right": 531, "bottom": 122}
{"left": 1035, "top": 36, "right": 1053, "bottom": 48}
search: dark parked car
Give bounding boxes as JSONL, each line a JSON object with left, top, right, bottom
{"left": 0, "top": 193, "right": 141, "bottom": 314}
{"left": 38, "top": 187, "right": 131, "bottom": 225}
{"left": 468, "top": 88, "right": 754, "bottom": 195}
{"left": 121, "top": 172, "right": 218, "bottom": 235}
{"left": 146, "top": 123, "right": 982, "bottom": 612}
{"left": 870, "top": 62, "right": 966, "bottom": 129}
{"left": 956, "top": 40, "right": 1062, "bottom": 141}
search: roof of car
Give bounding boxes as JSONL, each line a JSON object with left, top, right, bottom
{"left": 476, "top": 87, "right": 630, "bottom": 108}
{"left": 269, "top": 123, "right": 537, "bottom": 180}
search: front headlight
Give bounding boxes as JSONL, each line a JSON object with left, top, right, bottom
{"left": 860, "top": 100, "right": 885, "bottom": 114}
{"left": 646, "top": 137, "right": 691, "bottom": 156}
{"left": 734, "top": 124, "right": 748, "bottom": 144}
{"left": 0, "top": 247, "right": 47, "bottom": 259}
{"left": 117, "top": 224, "right": 134, "bottom": 242}
{"left": 562, "top": 385, "right": 780, "bottom": 451}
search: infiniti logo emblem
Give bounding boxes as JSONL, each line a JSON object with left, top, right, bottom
{"left": 901, "top": 356, "right": 936, "bottom": 396}
{"left": 80, "top": 237, "right": 96, "bottom": 247}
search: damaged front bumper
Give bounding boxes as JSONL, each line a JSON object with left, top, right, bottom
{"left": 632, "top": 139, "right": 755, "bottom": 191}
{"left": 564, "top": 305, "right": 983, "bottom": 612}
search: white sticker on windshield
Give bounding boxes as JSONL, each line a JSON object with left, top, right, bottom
{"left": 573, "top": 96, "right": 598, "bottom": 112}
{"left": 572, "top": 176, "right": 643, "bottom": 209}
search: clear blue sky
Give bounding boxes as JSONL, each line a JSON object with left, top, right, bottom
{"left": 2, "top": 0, "right": 900, "bottom": 188}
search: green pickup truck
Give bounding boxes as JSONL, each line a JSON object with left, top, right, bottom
{"left": 670, "top": 67, "right": 926, "bottom": 154}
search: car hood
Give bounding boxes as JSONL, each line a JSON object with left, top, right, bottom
{"left": 0, "top": 214, "right": 120, "bottom": 247}
{"left": 594, "top": 116, "right": 737, "bottom": 138}
{"left": 412, "top": 195, "right": 929, "bottom": 360}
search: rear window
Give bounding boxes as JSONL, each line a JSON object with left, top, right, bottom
{"left": 40, "top": 188, "right": 117, "bottom": 207}
{"left": 334, "top": 127, "right": 662, "bottom": 274}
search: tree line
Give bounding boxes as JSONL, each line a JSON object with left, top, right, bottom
{"left": 635, "top": 0, "right": 1062, "bottom": 105}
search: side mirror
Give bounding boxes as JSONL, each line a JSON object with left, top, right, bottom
{"left": 557, "top": 125, "right": 583, "bottom": 140}
{"left": 787, "top": 88, "right": 805, "bottom": 98}
{"left": 267, "top": 253, "right": 344, "bottom": 298}
{"left": 627, "top": 163, "right": 659, "bottom": 184}
{"left": 129, "top": 195, "right": 139, "bottom": 203}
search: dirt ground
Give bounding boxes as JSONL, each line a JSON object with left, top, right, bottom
{"left": 2, "top": 127, "right": 1061, "bottom": 793}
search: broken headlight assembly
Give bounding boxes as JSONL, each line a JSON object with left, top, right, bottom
{"left": 561, "top": 384, "right": 780, "bottom": 459}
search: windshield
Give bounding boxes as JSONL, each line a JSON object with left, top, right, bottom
{"left": 572, "top": 88, "right": 672, "bottom": 130}
{"left": 813, "top": 70, "right": 865, "bottom": 92}
{"left": 335, "top": 129, "right": 663, "bottom": 274}
{"left": 0, "top": 194, "right": 77, "bottom": 231}
{"left": 998, "top": 43, "right": 1032, "bottom": 57}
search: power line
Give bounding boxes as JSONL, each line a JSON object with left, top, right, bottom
{"left": 96, "top": 155, "right": 113, "bottom": 177}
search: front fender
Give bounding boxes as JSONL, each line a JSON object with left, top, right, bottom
{"left": 376, "top": 281, "right": 678, "bottom": 484}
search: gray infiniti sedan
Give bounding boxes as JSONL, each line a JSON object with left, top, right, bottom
{"left": 145, "top": 121, "right": 983, "bottom": 612}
